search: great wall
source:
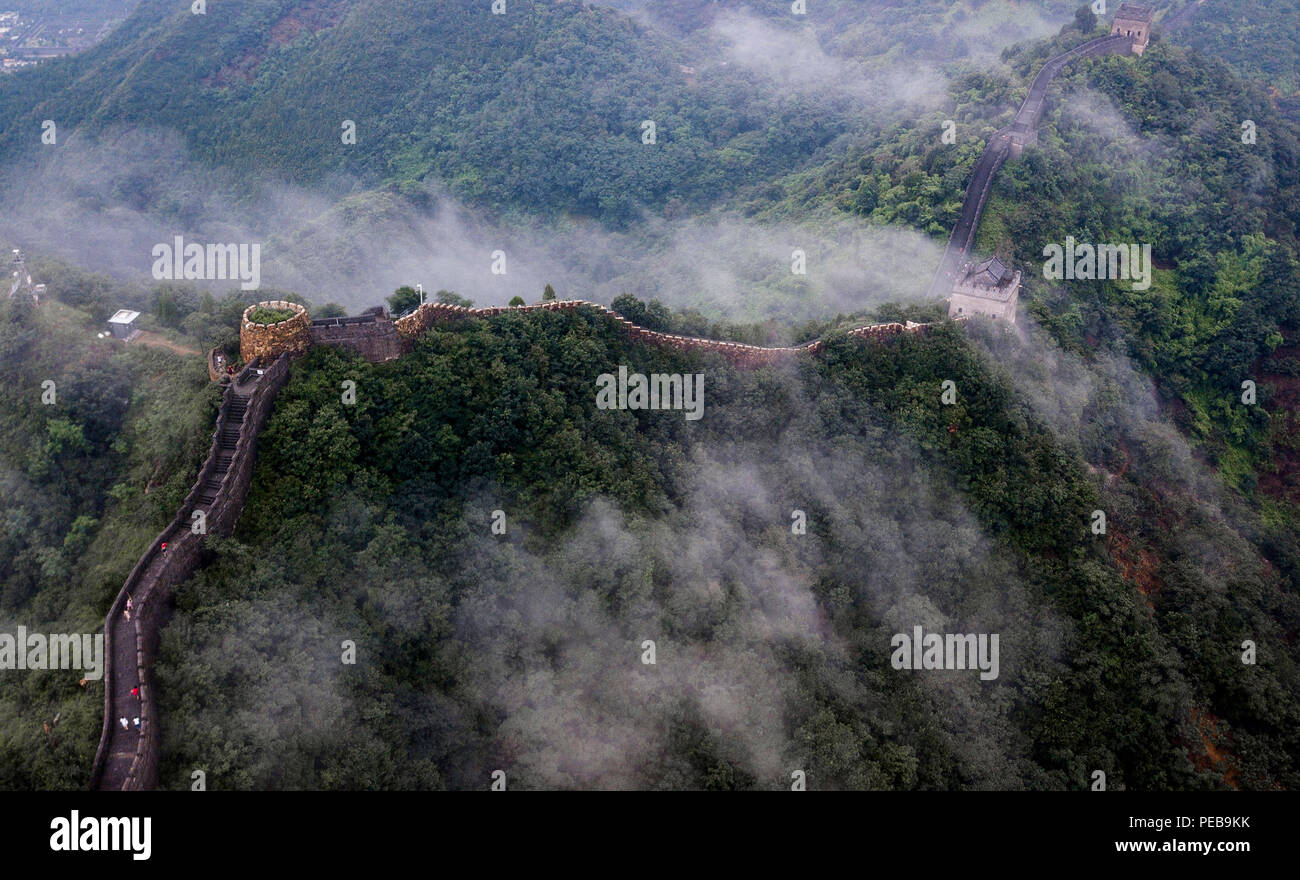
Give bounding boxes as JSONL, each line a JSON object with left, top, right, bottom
{"left": 90, "top": 354, "right": 288, "bottom": 790}
{"left": 89, "top": 11, "right": 1152, "bottom": 789}
{"left": 925, "top": 30, "right": 1138, "bottom": 298}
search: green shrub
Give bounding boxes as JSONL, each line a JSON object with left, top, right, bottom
{"left": 245, "top": 306, "right": 297, "bottom": 325}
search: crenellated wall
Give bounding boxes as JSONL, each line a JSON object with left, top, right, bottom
{"left": 90, "top": 355, "right": 290, "bottom": 791}
{"left": 393, "top": 299, "right": 939, "bottom": 367}
{"left": 310, "top": 312, "right": 403, "bottom": 362}
{"left": 230, "top": 295, "right": 945, "bottom": 371}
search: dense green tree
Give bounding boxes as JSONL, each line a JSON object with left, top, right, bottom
{"left": 386, "top": 286, "right": 421, "bottom": 316}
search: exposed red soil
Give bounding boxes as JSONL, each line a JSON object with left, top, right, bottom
{"left": 1087, "top": 441, "right": 1132, "bottom": 486}
{"left": 1188, "top": 707, "right": 1240, "bottom": 789}
{"left": 201, "top": 0, "right": 347, "bottom": 87}
{"left": 1109, "top": 530, "right": 1162, "bottom": 609}
{"left": 1255, "top": 334, "right": 1300, "bottom": 503}
{"left": 268, "top": 0, "right": 347, "bottom": 45}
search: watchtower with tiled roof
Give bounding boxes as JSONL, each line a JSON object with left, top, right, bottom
{"left": 948, "top": 256, "right": 1020, "bottom": 324}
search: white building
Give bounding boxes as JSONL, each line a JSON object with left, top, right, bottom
{"left": 107, "top": 309, "right": 141, "bottom": 340}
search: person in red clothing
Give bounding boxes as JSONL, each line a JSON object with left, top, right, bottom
{"left": 130, "top": 686, "right": 140, "bottom": 699}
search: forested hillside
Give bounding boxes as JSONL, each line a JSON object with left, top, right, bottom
{"left": 0, "top": 0, "right": 858, "bottom": 226}
{"left": 0, "top": 296, "right": 216, "bottom": 789}
{"left": 1168, "top": 0, "right": 1300, "bottom": 101}
{"left": 2, "top": 0, "right": 1299, "bottom": 791}
{"left": 145, "top": 306, "right": 1300, "bottom": 789}
{"left": 0, "top": 0, "right": 1136, "bottom": 227}
{"left": 754, "top": 18, "right": 1300, "bottom": 504}
{"left": 994, "top": 36, "right": 1300, "bottom": 494}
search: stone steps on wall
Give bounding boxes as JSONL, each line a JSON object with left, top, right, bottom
{"left": 93, "top": 357, "right": 291, "bottom": 792}
{"left": 196, "top": 475, "right": 224, "bottom": 505}
{"left": 219, "top": 403, "right": 246, "bottom": 445}
{"left": 200, "top": 394, "right": 249, "bottom": 505}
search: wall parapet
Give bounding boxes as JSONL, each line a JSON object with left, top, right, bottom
{"left": 309, "top": 309, "right": 401, "bottom": 362}
{"left": 392, "top": 299, "right": 941, "bottom": 368}
{"left": 90, "top": 355, "right": 290, "bottom": 791}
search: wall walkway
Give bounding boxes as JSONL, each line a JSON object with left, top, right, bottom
{"left": 89, "top": 356, "right": 290, "bottom": 790}
{"left": 926, "top": 33, "right": 1134, "bottom": 298}
{"left": 394, "top": 299, "right": 940, "bottom": 367}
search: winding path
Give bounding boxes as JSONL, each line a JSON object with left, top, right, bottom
{"left": 87, "top": 22, "right": 1152, "bottom": 793}
{"left": 90, "top": 362, "right": 286, "bottom": 790}
{"left": 926, "top": 33, "right": 1134, "bottom": 298}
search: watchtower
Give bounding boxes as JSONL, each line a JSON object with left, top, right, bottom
{"left": 1006, "top": 123, "right": 1037, "bottom": 159}
{"left": 1111, "top": 3, "right": 1153, "bottom": 55}
{"left": 239, "top": 300, "right": 312, "bottom": 362}
{"left": 948, "top": 256, "right": 1020, "bottom": 324}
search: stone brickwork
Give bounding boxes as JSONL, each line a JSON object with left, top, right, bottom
{"left": 228, "top": 297, "right": 944, "bottom": 372}
{"left": 1111, "top": 3, "right": 1153, "bottom": 55}
{"left": 90, "top": 355, "right": 290, "bottom": 791}
{"left": 310, "top": 313, "right": 403, "bottom": 362}
{"left": 393, "top": 299, "right": 940, "bottom": 368}
{"left": 240, "top": 300, "right": 311, "bottom": 363}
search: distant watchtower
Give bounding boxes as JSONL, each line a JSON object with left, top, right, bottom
{"left": 948, "top": 256, "right": 1020, "bottom": 324}
{"left": 1111, "top": 3, "right": 1153, "bottom": 55}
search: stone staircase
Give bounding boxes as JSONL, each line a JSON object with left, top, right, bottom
{"left": 199, "top": 393, "right": 248, "bottom": 507}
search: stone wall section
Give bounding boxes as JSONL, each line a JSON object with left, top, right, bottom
{"left": 310, "top": 313, "right": 403, "bottom": 362}
{"left": 89, "top": 355, "right": 290, "bottom": 790}
{"left": 93, "top": 301, "right": 950, "bottom": 789}
{"left": 393, "top": 300, "right": 940, "bottom": 367}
